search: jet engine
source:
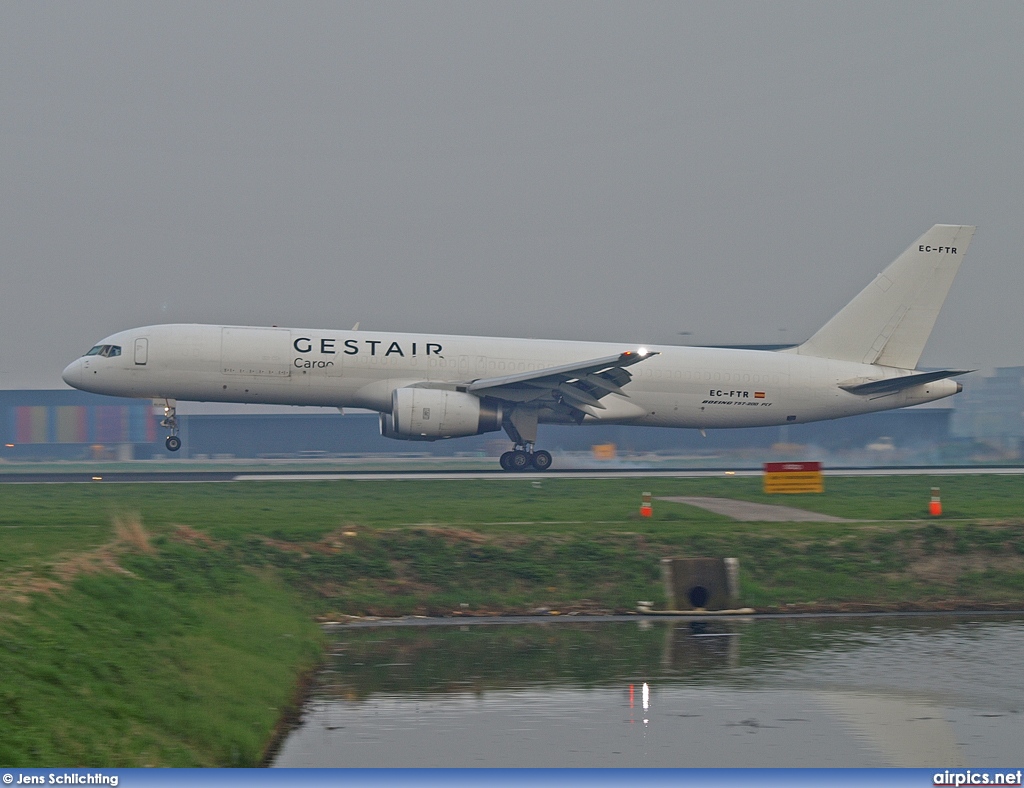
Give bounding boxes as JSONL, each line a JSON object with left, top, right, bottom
{"left": 380, "top": 388, "right": 503, "bottom": 440}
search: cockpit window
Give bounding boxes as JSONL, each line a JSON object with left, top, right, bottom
{"left": 84, "top": 345, "right": 122, "bottom": 358}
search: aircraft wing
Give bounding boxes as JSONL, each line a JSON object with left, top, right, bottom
{"left": 465, "top": 350, "right": 658, "bottom": 414}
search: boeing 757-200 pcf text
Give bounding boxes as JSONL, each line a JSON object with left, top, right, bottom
{"left": 62, "top": 225, "right": 975, "bottom": 471}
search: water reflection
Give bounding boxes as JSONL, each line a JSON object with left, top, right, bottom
{"left": 273, "top": 615, "right": 1024, "bottom": 767}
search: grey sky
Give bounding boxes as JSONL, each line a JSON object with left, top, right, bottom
{"left": 3, "top": 1, "right": 1022, "bottom": 388}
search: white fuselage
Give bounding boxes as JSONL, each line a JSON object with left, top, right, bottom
{"left": 60, "top": 323, "right": 959, "bottom": 429}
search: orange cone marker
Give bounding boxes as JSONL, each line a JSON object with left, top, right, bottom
{"left": 929, "top": 487, "right": 942, "bottom": 517}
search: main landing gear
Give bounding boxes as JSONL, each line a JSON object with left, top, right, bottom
{"left": 160, "top": 402, "right": 181, "bottom": 452}
{"left": 498, "top": 407, "right": 551, "bottom": 471}
{"left": 499, "top": 446, "right": 552, "bottom": 472}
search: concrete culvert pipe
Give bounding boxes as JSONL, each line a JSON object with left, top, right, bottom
{"left": 688, "top": 586, "right": 710, "bottom": 608}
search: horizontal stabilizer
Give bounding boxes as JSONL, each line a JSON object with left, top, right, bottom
{"left": 839, "top": 369, "right": 971, "bottom": 395}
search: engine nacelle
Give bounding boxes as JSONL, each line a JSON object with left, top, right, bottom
{"left": 379, "top": 388, "right": 503, "bottom": 441}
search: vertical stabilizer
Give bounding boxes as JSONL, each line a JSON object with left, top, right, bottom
{"left": 796, "top": 225, "right": 975, "bottom": 369}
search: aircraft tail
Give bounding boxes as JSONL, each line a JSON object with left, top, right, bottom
{"left": 796, "top": 224, "right": 975, "bottom": 369}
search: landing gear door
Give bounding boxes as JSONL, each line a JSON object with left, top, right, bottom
{"left": 134, "top": 338, "right": 148, "bottom": 365}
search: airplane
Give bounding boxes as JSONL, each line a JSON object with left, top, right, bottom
{"left": 62, "top": 224, "right": 975, "bottom": 471}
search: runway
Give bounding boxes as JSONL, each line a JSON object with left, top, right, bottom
{"left": 2, "top": 465, "right": 1024, "bottom": 483}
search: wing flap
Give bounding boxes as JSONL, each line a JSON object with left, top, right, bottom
{"left": 463, "top": 349, "right": 657, "bottom": 417}
{"left": 557, "top": 382, "right": 606, "bottom": 409}
{"left": 466, "top": 350, "right": 656, "bottom": 395}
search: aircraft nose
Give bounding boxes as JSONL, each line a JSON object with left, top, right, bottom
{"left": 62, "top": 359, "right": 82, "bottom": 388}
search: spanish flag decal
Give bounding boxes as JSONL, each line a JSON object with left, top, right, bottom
{"left": 754, "top": 391, "right": 766, "bottom": 399}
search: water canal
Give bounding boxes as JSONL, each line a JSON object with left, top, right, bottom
{"left": 272, "top": 614, "right": 1024, "bottom": 767}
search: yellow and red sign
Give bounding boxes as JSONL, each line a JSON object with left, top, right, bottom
{"left": 763, "top": 461, "right": 823, "bottom": 494}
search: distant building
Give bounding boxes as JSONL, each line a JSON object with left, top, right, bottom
{"left": 0, "top": 390, "right": 159, "bottom": 460}
{"left": 951, "top": 366, "right": 1024, "bottom": 456}
{"left": 127, "top": 406, "right": 960, "bottom": 462}
{"left": 0, "top": 388, "right": 960, "bottom": 463}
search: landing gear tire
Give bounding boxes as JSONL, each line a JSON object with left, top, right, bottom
{"left": 499, "top": 447, "right": 550, "bottom": 472}
{"left": 509, "top": 450, "right": 532, "bottom": 471}
{"left": 165, "top": 435, "right": 181, "bottom": 452}
{"left": 530, "top": 450, "right": 552, "bottom": 470}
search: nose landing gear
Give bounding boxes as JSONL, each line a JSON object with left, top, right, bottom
{"left": 159, "top": 401, "right": 181, "bottom": 452}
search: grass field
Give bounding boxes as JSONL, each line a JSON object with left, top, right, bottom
{"left": 1, "top": 474, "right": 1022, "bottom": 765}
